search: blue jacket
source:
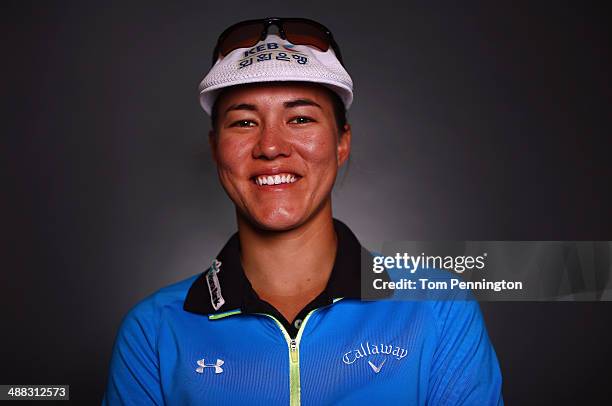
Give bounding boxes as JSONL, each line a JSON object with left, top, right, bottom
{"left": 103, "top": 219, "right": 504, "bottom": 405}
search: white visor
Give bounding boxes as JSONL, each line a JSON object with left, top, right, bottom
{"left": 198, "top": 34, "right": 353, "bottom": 116}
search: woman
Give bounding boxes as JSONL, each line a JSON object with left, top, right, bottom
{"left": 103, "top": 17, "right": 503, "bottom": 405}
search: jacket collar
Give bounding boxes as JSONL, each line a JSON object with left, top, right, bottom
{"left": 183, "top": 218, "right": 390, "bottom": 316}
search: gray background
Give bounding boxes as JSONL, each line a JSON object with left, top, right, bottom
{"left": 3, "top": 1, "right": 611, "bottom": 404}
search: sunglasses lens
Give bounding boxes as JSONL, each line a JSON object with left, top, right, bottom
{"left": 282, "top": 21, "right": 330, "bottom": 52}
{"left": 218, "top": 22, "right": 263, "bottom": 57}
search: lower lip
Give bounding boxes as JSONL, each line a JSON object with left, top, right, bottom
{"left": 252, "top": 177, "right": 301, "bottom": 191}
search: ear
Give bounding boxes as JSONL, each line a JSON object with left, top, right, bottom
{"left": 208, "top": 129, "right": 218, "bottom": 164}
{"left": 337, "top": 123, "right": 352, "bottom": 167}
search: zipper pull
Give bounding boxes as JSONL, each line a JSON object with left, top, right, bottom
{"left": 290, "top": 339, "right": 298, "bottom": 363}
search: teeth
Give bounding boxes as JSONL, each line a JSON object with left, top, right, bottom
{"left": 254, "top": 173, "right": 299, "bottom": 186}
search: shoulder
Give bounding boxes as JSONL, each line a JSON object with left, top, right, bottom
{"left": 104, "top": 275, "right": 202, "bottom": 405}
{"left": 367, "top": 262, "right": 487, "bottom": 344}
{"left": 116, "top": 273, "right": 201, "bottom": 340}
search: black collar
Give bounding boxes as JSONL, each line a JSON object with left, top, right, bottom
{"left": 183, "top": 218, "right": 390, "bottom": 317}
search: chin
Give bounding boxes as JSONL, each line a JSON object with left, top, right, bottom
{"left": 246, "top": 207, "right": 306, "bottom": 232}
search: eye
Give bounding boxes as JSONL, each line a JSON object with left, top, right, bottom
{"left": 230, "top": 119, "right": 257, "bottom": 128}
{"left": 289, "top": 116, "right": 315, "bottom": 124}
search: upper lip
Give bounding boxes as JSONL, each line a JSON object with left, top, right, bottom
{"left": 250, "top": 166, "right": 302, "bottom": 179}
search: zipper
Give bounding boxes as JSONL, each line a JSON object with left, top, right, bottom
{"left": 256, "top": 298, "right": 345, "bottom": 405}
{"left": 289, "top": 338, "right": 298, "bottom": 363}
{"left": 257, "top": 309, "right": 318, "bottom": 406}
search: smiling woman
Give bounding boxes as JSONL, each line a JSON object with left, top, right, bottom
{"left": 211, "top": 82, "right": 350, "bottom": 232}
{"left": 209, "top": 82, "right": 351, "bottom": 324}
{"left": 103, "top": 17, "right": 504, "bottom": 406}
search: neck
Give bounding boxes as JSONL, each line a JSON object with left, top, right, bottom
{"left": 236, "top": 202, "right": 337, "bottom": 299}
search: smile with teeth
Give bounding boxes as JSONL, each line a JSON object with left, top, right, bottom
{"left": 254, "top": 173, "right": 299, "bottom": 186}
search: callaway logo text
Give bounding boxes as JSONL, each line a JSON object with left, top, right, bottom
{"left": 342, "top": 341, "right": 408, "bottom": 365}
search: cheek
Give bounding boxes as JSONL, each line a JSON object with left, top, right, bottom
{"left": 299, "top": 133, "right": 338, "bottom": 166}
{"left": 216, "top": 137, "right": 252, "bottom": 174}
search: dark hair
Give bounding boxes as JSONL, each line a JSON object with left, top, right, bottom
{"left": 210, "top": 82, "right": 348, "bottom": 135}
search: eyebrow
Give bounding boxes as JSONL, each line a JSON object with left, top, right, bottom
{"left": 283, "top": 98, "right": 322, "bottom": 109}
{"left": 223, "top": 98, "right": 322, "bottom": 116}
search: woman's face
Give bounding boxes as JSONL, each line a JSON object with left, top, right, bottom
{"left": 210, "top": 82, "right": 351, "bottom": 231}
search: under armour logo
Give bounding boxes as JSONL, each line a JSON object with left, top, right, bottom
{"left": 195, "top": 358, "right": 224, "bottom": 374}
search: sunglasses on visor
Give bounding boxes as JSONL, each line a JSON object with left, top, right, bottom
{"left": 211, "top": 17, "right": 344, "bottom": 67}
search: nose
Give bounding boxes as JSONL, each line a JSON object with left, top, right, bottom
{"left": 252, "top": 122, "right": 291, "bottom": 160}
